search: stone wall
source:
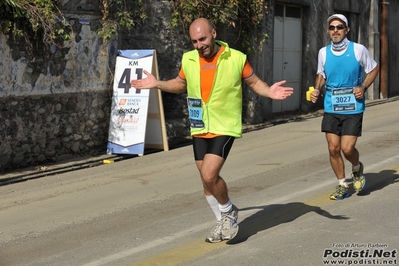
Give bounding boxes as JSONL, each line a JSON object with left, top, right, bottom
{"left": 0, "top": 0, "right": 116, "bottom": 173}
{"left": 0, "top": 0, "right": 191, "bottom": 173}
{"left": 0, "top": 92, "right": 111, "bottom": 170}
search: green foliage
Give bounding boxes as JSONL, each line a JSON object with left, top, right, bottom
{"left": 0, "top": 0, "right": 268, "bottom": 52}
{"left": 171, "top": 0, "right": 269, "bottom": 53}
{"left": 0, "top": 0, "right": 70, "bottom": 47}
{"left": 0, "top": 0, "right": 142, "bottom": 45}
{"left": 97, "top": 0, "right": 145, "bottom": 41}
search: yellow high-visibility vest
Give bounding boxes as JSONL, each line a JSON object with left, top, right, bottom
{"left": 182, "top": 40, "right": 246, "bottom": 138}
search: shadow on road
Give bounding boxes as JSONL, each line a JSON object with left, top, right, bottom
{"left": 227, "top": 202, "right": 348, "bottom": 245}
{"left": 228, "top": 168, "right": 399, "bottom": 245}
{"left": 356, "top": 169, "right": 399, "bottom": 196}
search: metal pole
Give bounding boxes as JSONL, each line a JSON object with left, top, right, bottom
{"left": 380, "top": 1, "right": 389, "bottom": 99}
{"left": 368, "top": 0, "right": 380, "bottom": 100}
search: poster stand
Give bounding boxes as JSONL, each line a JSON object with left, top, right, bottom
{"left": 106, "top": 50, "right": 169, "bottom": 156}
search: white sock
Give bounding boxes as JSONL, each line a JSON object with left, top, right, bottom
{"left": 205, "top": 195, "right": 222, "bottom": 221}
{"left": 219, "top": 199, "right": 233, "bottom": 213}
{"left": 339, "top": 178, "right": 348, "bottom": 187}
{"left": 352, "top": 163, "right": 360, "bottom": 170}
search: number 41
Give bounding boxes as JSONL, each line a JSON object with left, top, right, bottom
{"left": 118, "top": 68, "right": 143, "bottom": 94}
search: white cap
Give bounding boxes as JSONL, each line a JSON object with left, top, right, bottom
{"left": 327, "top": 14, "right": 348, "bottom": 26}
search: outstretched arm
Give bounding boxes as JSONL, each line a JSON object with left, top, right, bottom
{"left": 130, "top": 70, "right": 187, "bottom": 93}
{"left": 244, "top": 73, "right": 294, "bottom": 100}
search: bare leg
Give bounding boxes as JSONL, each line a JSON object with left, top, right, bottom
{"left": 195, "top": 153, "right": 228, "bottom": 204}
{"left": 325, "top": 133, "right": 345, "bottom": 179}
{"left": 197, "top": 153, "right": 238, "bottom": 240}
{"left": 341, "top": 135, "right": 359, "bottom": 166}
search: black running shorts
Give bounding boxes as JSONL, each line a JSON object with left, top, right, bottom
{"left": 321, "top": 113, "right": 363, "bottom": 136}
{"left": 193, "top": 135, "right": 235, "bottom": 160}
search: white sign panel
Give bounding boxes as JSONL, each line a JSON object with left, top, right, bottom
{"left": 107, "top": 50, "right": 154, "bottom": 155}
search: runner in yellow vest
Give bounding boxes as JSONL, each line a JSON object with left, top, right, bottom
{"left": 131, "top": 18, "right": 293, "bottom": 243}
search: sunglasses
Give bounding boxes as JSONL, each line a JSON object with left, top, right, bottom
{"left": 329, "top": 25, "right": 346, "bottom": 31}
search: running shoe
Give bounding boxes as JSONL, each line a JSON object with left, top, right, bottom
{"left": 205, "top": 220, "right": 223, "bottom": 243}
{"left": 330, "top": 184, "right": 350, "bottom": 200}
{"left": 352, "top": 162, "right": 365, "bottom": 192}
{"left": 221, "top": 204, "right": 239, "bottom": 240}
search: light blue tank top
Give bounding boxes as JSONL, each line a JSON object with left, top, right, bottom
{"left": 324, "top": 42, "right": 365, "bottom": 114}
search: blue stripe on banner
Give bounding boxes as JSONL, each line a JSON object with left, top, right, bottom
{"left": 107, "top": 142, "right": 145, "bottom": 155}
{"left": 117, "top": 50, "right": 154, "bottom": 60}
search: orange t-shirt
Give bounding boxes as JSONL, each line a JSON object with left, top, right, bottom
{"left": 179, "top": 45, "right": 254, "bottom": 137}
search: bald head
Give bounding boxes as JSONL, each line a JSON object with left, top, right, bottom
{"left": 189, "top": 18, "right": 214, "bottom": 34}
{"left": 189, "top": 18, "right": 218, "bottom": 58}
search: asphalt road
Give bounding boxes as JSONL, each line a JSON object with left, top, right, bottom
{"left": 0, "top": 100, "right": 398, "bottom": 266}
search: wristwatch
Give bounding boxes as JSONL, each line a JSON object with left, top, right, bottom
{"left": 360, "top": 85, "right": 368, "bottom": 92}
